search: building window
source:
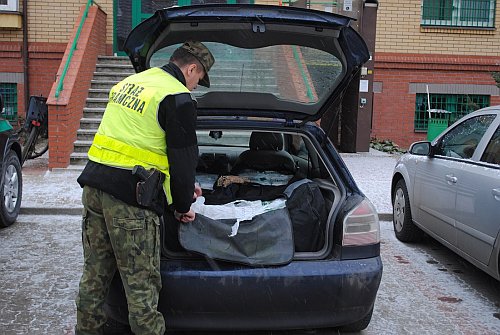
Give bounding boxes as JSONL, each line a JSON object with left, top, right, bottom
{"left": 0, "top": 83, "right": 18, "bottom": 122}
{"left": 414, "top": 93, "right": 490, "bottom": 131}
{"left": 0, "top": 0, "right": 19, "bottom": 12}
{"left": 421, "top": 0, "right": 496, "bottom": 28}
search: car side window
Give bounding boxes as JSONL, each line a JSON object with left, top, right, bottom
{"left": 480, "top": 126, "right": 500, "bottom": 165}
{"left": 435, "top": 114, "right": 496, "bottom": 159}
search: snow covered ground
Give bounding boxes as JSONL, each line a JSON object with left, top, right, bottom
{"left": 1, "top": 215, "right": 500, "bottom": 334}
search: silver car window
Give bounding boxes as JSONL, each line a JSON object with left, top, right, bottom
{"left": 435, "top": 114, "right": 496, "bottom": 159}
{"left": 480, "top": 126, "right": 500, "bottom": 165}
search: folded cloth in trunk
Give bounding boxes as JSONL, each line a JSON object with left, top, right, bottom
{"left": 179, "top": 198, "right": 293, "bottom": 266}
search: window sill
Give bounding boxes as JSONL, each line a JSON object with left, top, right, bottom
{"left": 420, "top": 25, "right": 496, "bottom": 35}
{"left": 0, "top": 12, "right": 22, "bottom": 29}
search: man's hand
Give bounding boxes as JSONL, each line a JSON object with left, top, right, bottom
{"left": 174, "top": 209, "right": 196, "bottom": 223}
{"left": 174, "top": 183, "right": 200, "bottom": 223}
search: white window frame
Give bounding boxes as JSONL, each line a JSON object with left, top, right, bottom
{"left": 0, "top": 0, "right": 19, "bottom": 12}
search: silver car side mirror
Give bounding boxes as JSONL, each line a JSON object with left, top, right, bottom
{"left": 409, "top": 141, "right": 432, "bottom": 156}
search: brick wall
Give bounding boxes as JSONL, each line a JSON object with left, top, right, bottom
{"left": 372, "top": 53, "right": 500, "bottom": 148}
{"left": 0, "top": 0, "right": 113, "bottom": 47}
{"left": 46, "top": 5, "right": 107, "bottom": 169}
{"left": 28, "top": 43, "right": 67, "bottom": 99}
{"left": 0, "top": 0, "right": 113, "bottom": 124}
{"left": 372, "top": 0, "right": 500, "bottom": 148}
{"left": 376, "top": 0, "right": 500, "bottom": 56}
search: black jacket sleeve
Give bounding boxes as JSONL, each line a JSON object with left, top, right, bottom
{"left": 158, "top": 93, "right": 198, "bottom": 213}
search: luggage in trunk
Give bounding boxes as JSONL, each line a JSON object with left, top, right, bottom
{"left": 162, "top": 178, "right": 328, "bottom": 265}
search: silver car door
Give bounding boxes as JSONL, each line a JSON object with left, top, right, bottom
{"left": 413, "top": 114, "right": 496, "bottom": 247}
{"left": 413, "top": 154, "right": 458, "bottom": 246}
{"left": 456, "top": 122, "right": 500, "bottom": 265}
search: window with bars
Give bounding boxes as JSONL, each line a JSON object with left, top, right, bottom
{"left": 421, "top": 0, "right": 496, "bottom": 28}
{"left": 0, "top": 83, "right": 18, "bottom": 122}
{"left": 414, "top": 93, "right": 490, "bottom": 131}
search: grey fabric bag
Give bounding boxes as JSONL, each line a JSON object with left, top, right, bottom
{"left": 179, "top": 208, "right": 294, "bottom": 266}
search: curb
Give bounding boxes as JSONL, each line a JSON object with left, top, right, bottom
{"left": 378, "top": 213, "right": 393, "bottom": 221}
{"left": 20, "top": 207, "right": 83, "bottom": 215}
{"left": 19, "top": 207, "right": 394, "bottom": 220}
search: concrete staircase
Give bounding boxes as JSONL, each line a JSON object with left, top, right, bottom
{"left": 69, "top": 56, "right": 134, "bottom": 168}
{"left": 68, "top": 55, "right": 278, "bottom": 169}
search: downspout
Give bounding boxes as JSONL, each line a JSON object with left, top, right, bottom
{"left": 22, "top": 0, "right": 29, "bottom": 115}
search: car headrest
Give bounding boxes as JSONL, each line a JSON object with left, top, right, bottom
{"left": 249, "top": 132, "right": 283, "bottom": 151}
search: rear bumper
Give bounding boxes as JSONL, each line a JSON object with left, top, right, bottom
{"left": 106, "top": 256, "right": 382, "bottom": 331}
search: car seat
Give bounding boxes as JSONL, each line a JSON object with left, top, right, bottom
{"left": 481, "top": 134, "right": 499, "bottom": 165}
{"left": 231, "top": 131, "right": 297, "bottom": 175}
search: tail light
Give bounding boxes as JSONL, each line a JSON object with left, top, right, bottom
{"left": 342, "top": 199, "right": 380, "bottom": 246}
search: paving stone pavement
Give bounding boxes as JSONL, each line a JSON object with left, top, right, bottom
{"left": 0, "top": 215, "right": 81, "bottom": 335}
{"left": 340, "top": 149, "right": 399, "bottom": 217}
{"left": 3, "top": 217, "right": 500, "bottom": 334}
{"left": 21, "top": 156, "right": 82, "bottom": 215}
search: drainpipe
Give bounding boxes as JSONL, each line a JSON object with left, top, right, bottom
{"left": 22, "top": 0, "right": 29, "bottom": 115}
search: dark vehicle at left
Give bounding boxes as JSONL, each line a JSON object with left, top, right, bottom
{"left": 0, "top": 95, "right": 23, "bottom": 228}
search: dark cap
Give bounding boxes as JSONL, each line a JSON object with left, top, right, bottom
{"left": 180, "top": 41, "right": 215, "bottom": 88}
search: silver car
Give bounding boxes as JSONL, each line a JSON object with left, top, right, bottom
{"left": 391, "top": 106, "right": 500, "bottom": 280}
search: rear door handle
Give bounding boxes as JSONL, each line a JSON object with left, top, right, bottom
{"left": 493, "top": 188, "right": 500, "bottom": 201}
{"left": 445, "top": 174, "right": 457, "bottom": 184}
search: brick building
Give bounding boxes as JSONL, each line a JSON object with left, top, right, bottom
{"left": 0, "top": 0, "right": 114, "bottom": 118}
{"left": 372, "top": 0, "right": 500, "bottom": 148}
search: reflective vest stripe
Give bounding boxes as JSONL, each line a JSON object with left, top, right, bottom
{"left": 90, "top": 133, "right": 169, "bottom": 169}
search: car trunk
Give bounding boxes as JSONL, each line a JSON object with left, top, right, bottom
{"left": 161, "top": 127, "right": 342, "bottom": 264}
{"left": 124, "top": 5, "right": 371, "bottom": 264}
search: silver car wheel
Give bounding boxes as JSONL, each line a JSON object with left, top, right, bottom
{"left": 4, "top": 164, "right": 19, "bottom": 213}
{"left": 392, "top": 179, "right": 422, "bottom": 242}
{"left": 393, "top": 187, "right": 405, "bottom": 232}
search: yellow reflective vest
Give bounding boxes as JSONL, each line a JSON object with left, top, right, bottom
{"left": 88, "top": 67, "right": 190, "bottom": 204}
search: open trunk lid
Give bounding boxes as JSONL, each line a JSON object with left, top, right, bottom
{"left": 123, "top": 4, "right": 369, "bottom": 122}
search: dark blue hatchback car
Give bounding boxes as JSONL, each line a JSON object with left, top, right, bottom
{"left": 105, "top": 4, "right": 382, "bottom": 333}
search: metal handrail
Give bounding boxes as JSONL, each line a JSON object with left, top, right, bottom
{"left": 55, "top": 0, "right": 94, "bottom": 98}
{"left": 291, "top": 46, "right": 315, "bottom": 102}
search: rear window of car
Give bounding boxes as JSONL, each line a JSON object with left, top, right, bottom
{"left": 197, "top": 130, "right": 250, "bottom": 147}
{"left": 150, "top": 42, "right": 343, "bottom": 105}
{"left": 195, "top": 129, "right": 332, "bottom": 182}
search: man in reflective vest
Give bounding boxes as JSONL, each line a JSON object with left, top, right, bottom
{"left": 75, "top": 41, "right": 214, "bottom": 335}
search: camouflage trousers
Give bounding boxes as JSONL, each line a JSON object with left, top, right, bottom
{"left": 75, "top": 186, "right": 165, "bottom": 335}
